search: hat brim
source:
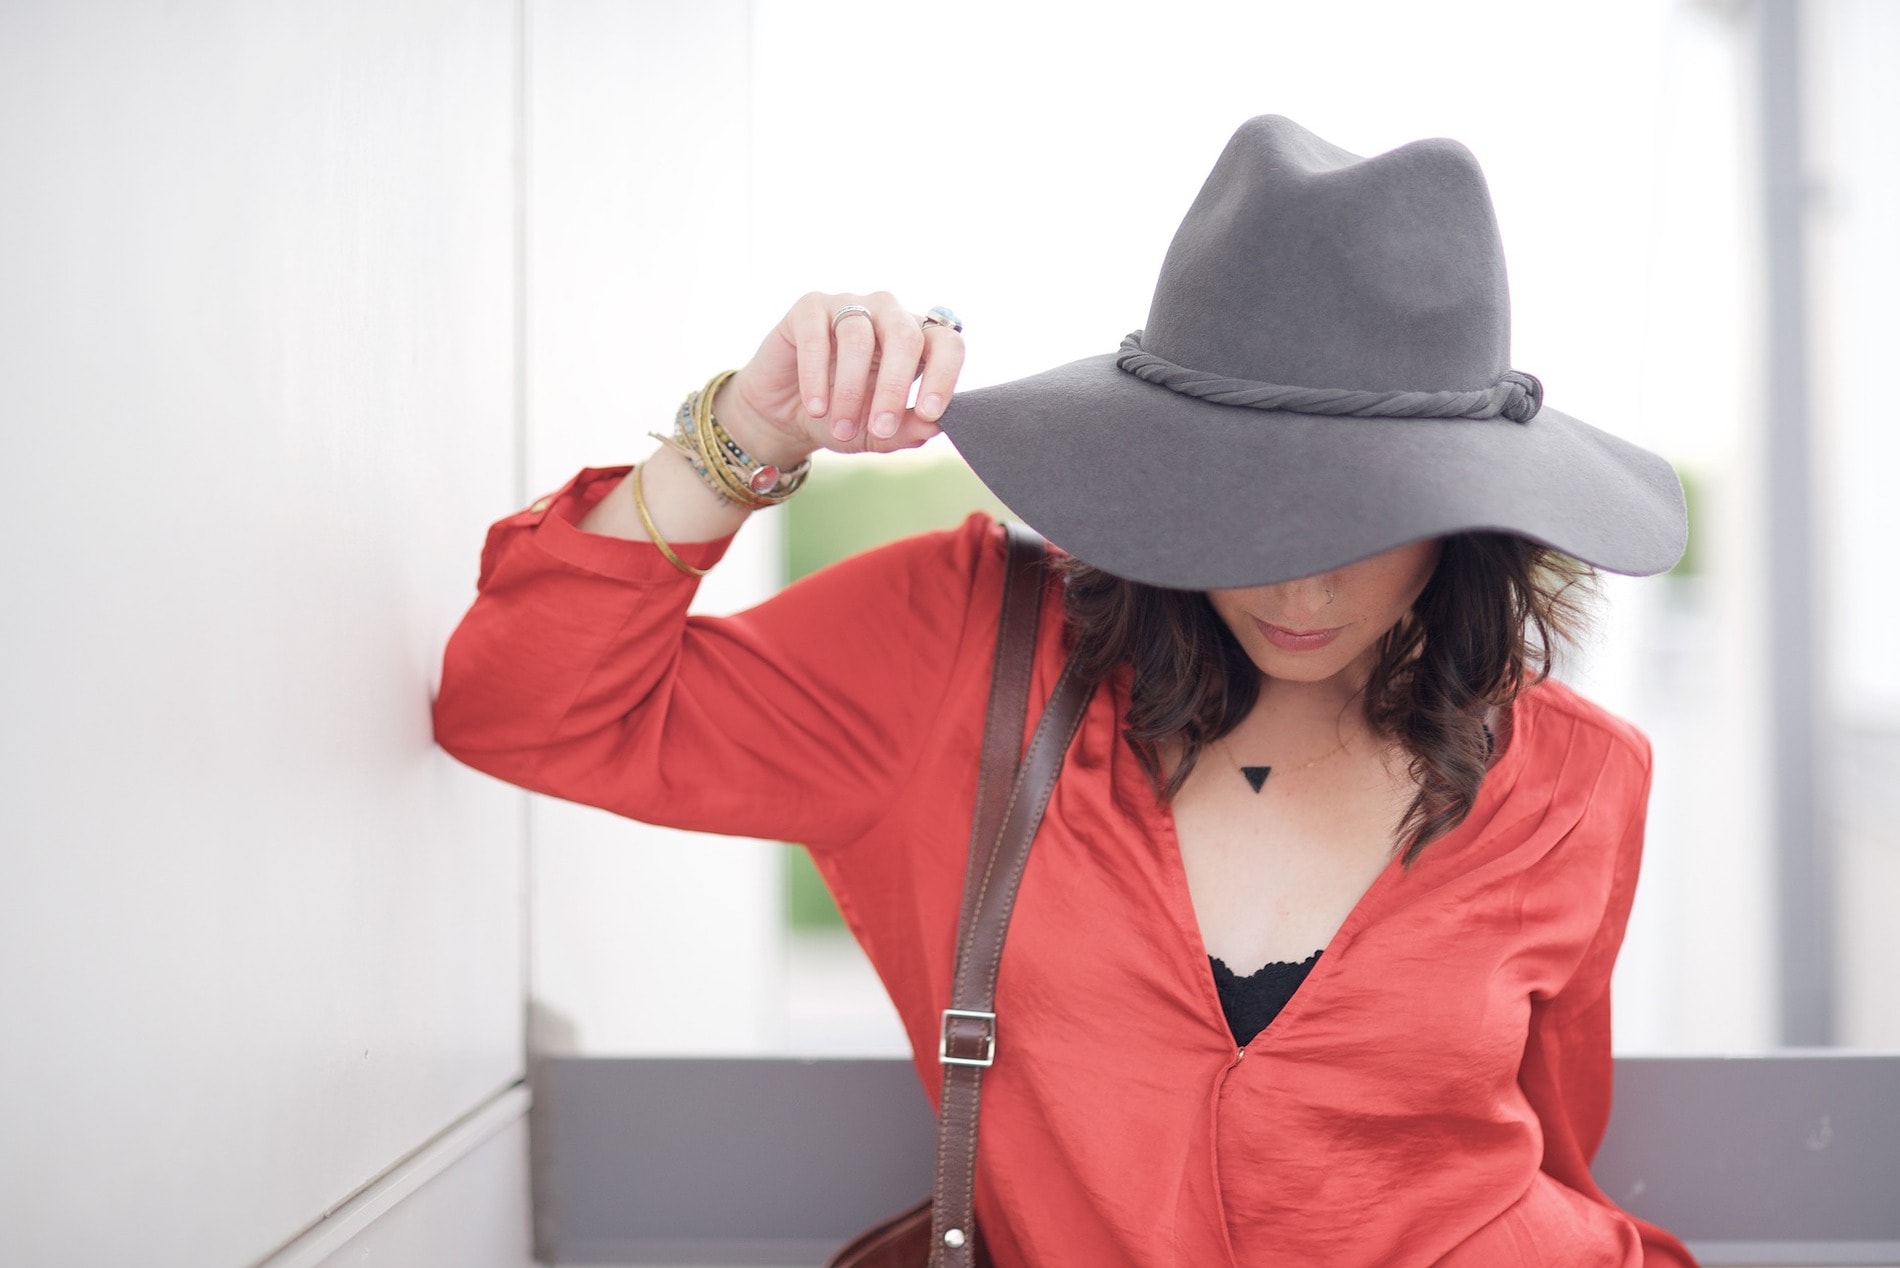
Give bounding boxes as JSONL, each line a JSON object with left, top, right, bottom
{"left": 939, "top": 353, "right": 1688, "bottom": 590}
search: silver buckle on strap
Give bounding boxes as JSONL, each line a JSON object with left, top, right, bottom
{"left": 939, "top": 1008, "right": 997, "bottom": 1067}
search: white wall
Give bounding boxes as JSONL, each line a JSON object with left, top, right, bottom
{"left": 291, "top": 1092, "right": 533, "bottom": 1268}
{"left": 308, "top": 1114, "right": 532, "bottom": 1268}
{"left": 0, "top": 3, "right": 530, "bottom": 1264}
{"left": 522, "top": 0, "right": 789, "bottom": 1057}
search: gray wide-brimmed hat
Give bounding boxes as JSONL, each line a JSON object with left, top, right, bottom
{"left": 940, "top": 115, "right": 1688, "bottom": 590}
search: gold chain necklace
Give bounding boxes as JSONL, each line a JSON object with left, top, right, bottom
{"left": 1218, "top": 733, "right": 1349, "bottom": 794}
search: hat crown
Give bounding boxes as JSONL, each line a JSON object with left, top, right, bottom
{"left": 1141, "top": 116, "right": 1512, "bottom": 394}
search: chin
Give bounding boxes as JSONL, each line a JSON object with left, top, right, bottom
{"left": 1248, "top": 648, "right": 1356, "bottom": 684}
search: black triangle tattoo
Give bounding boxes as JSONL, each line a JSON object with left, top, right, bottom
{"left": 1240, "top": 766, "right": 1272, "bottom": 793}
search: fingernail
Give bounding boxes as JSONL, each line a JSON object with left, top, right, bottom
{"left": 871, "top": 412, "right": 898, "bottom": 438}
{"left": 807, "top": 397, "right": 826, "bottom": 417}
{"left": 831, "top": 417, "right": 855, "bottom": 441}
{"left": 921, "top": 393, "right": 945, "bottom": 419}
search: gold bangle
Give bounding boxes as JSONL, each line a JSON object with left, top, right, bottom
{"left": 690, "top": 371, "right": 813, "bottom": 507}
{"left": 692, "top": 371, "right": 775, "bottom": 508}
{"left": 652, "top": 397, "right": 741, "bottom": 506}
{"left": 657, "top": 371, "right": 815, "bottom": 510}
{"left": 708, "top": 408, "right": 813, "bottom": 500}
{"left": 629, "top": 462, "right": 710, "bottom": 578}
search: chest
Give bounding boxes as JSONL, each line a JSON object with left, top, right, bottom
{"left": 852, "top": 693, "right": 1598, "bottom": 1268}
{"left": 1167, "top": 741, "right": 1416, "bottom": 971}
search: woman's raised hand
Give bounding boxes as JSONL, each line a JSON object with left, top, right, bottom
{"left": 714, "top": 292, "right": 965, "bottom": 464}
{"left": 577, "top": 291, "right": 961, "bottom": 546}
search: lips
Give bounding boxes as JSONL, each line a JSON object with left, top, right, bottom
{"left": 1254, "top": 619, "right": 1344, "bottom": 653}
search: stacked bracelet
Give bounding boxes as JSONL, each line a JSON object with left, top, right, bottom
{"left": 649, "top": 369, "right": 812, "bottom": 510}
{"left": 652, "top": 394, "right": 728, "bottom": 501}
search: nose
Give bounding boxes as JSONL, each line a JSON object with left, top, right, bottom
{"left": 1266, "top": 572, "right": 1335, "bottom": 626}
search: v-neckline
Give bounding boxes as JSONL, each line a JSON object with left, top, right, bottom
{"left": 1149, "top": 796, "right": 1407, "bottom": 1053}
{"left": 1124, "top": 675, "right": 1530, "bottom": 1054}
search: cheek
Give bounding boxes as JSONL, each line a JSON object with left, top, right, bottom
{"left": 1208, "top": 593, "right": 1248, "bottom": 639}
{"left": 1351, "top": 545, "right": 1440, "bottom": 618}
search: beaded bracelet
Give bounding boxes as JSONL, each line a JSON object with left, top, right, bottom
{"left": 649, "top": 371, "right": 813, "bottom": 510}
{"left": 650, "top": 393, "right": 734, "bottom": 505}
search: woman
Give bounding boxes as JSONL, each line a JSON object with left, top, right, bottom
{"left": 434, "top": 116, "right": 1697, "bottom": 1266}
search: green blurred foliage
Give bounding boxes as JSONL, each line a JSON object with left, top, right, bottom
{"left": 1669, "top": 466, "right": 1700, "bottom": 579}
{"left": 782, "top": 454, "right": 1013, "bottom": 931}
{"left": 783, "top": 454, "right": 1015, "bottom": 582}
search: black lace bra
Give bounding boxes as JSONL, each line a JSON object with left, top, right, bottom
{"left": 1208, "top": 950, "right": 1321, "bottom": 1047}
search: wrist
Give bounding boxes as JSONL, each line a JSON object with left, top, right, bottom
{"left": 713, "top": 377, "right": 813, "bottom": 470}
{"left": 654, "top": 372, "right": 813, "bottom": 510}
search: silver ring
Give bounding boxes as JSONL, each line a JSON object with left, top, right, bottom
{"left": 921, "top": 305, "right": 963, "bottom": 334}
{"left": 830, "top": 303, "right": 873, "bottom": 331}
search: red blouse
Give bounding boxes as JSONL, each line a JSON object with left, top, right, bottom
{"left": 434, "top": 466, "right": 1699, "bottom": 1268}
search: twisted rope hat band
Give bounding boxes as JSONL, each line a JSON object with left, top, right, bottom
{"left": 1115, "top": 331, "right": 1544, "bottom": 423}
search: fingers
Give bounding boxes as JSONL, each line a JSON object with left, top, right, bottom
{"left": 828, "top": 301, "right": 879, "bottom": 442}
{"left": 793, "top": 292, "right": 964, "bottom": 452}
{"left": 866, "top": 310, "right": 924, "bottom": 440}
{"left": 913, "top": 321, "right": 965, "bottom": 425}
{"left": 788, "top": 295, "right": 835, "bottom": 421}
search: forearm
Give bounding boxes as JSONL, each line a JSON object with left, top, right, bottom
{"left": 437, "top": 289, "right": 970, "bottom": 840}
{"left": 434, "top": 469, "right": 995, "bottom": 846}
{"left": 431, "top": 482, "right": 692, "bottom": 813}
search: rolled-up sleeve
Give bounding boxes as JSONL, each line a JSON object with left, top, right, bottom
{"left": 432, "top": 466, "right": 1000, "bottom": 850}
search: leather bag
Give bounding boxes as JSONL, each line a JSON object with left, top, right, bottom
{"left": 826, "top": 522, "right": 1096, "bottom": 1268}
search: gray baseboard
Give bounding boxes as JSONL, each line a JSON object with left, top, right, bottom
{"left": 533, "top": 1054, "right": 1900, "bottom": 1266}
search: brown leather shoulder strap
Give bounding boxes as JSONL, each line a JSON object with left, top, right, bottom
{"left": 960, "top": 522, "right": 1046, "bottom": 888}
{"left": 930, "top": 522, "right": 1097, "bottom": 1267}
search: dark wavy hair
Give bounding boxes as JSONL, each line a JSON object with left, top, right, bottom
{"left": 1060, "top": 534, "right": 1595, "bottom": 865}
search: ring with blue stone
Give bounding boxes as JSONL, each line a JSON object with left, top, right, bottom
{"left": 921, "top": 305, "right": 963, "bottom": 334}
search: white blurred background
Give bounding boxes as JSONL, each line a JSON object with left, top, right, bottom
{"left": 2, "top": 1, "right": 1894, "bottom": 1264}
